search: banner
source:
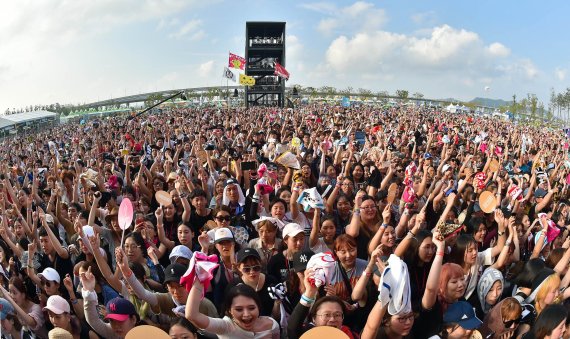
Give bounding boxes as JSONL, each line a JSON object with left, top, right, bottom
{"left": 228, "top": 52, "right": 246, "bottom": 70}
{"left": 239, "top": 74, "right": 255, "bottom": 86}
{"left": 222, "top": 67, "right": 236, "bottom": 82}
{"left": 274, "top": 62, "right": 290, "bottom": 80}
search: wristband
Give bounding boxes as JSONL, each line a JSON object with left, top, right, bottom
{"left": 506, "top": 240, "right": 512, "bottom": 246}
{"left": 300, "top": 294, "right": 315, "bottom": 304}
{"left": 365, "top": 271, "right": 373, "bottom": 277}
{"left": 353, "top": 208, "right": 360, "bottom": 215}
{"left": 498, "top": 231, "right": 505, "bottom": 236}
{"left": 71, "top": 299, "right": 78, "bottom": 305}
{"left": 381, "top": 223, "right": 388, "bottom": 228}
{"left": 436, "top": 251, "right": 444, "bottom": 257}
{"left": 408, "top": 231, "right": 416, "bottom": 237}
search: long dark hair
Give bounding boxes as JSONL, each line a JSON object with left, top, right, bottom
{"left": 222, "top": 284, "right": 262, "bottom": 318}
{"left": 404, "top": 229, "right": 433, "bottom": 268}
{"left": 169, "top": 317, "right": 198, "bottom": 334}
{"left": 532, "top": 304, "right": 567, "bottom": 338}
{"left": 447, "top": 234, "right": 477, "bottom": 267}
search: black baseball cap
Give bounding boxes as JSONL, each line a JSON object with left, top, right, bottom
{"left": 293, "top": 250, "right": 315, "bottom": 273}
{"left": 236, "top": 248, "right": 261, "bottom": 263}
{"left": 163, "top": 263, "right": 187, "bottom": 284}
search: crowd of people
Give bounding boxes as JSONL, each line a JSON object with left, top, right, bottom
{"left": 0, "top": 103, "right": 567, "bottom": 338}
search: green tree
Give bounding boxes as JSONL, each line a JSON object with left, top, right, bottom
{"left": 412, "top": 92, "right": 424, "bottom": 99}
{"left": 395, "top": 90, "right": 409, "bottom": 100}
{"left": 527, "top": 93, "right": 538, "bottom": 119}
{"left": 358, "top": 88, "right": 373, "bottom": 100}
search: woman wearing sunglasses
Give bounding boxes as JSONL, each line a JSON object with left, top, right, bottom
{"left": 479, "top": 297, "right": 523, "bottom": 339}
{"left": 228, "top": 248, "right": 277, "bottom": 316}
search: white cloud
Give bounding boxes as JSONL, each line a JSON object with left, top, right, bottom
{"left": 303, "top": 1, "right": 387, "bottom": 35}
{"left": 168, "top": 19, "right": 205, "bottom": 40}
{"left": 314, "top": 23, "right": 545, "bottom": 100}
{"left": 404, "top": 25, "right": 480, "bottom": 65}
{"left": 299, "top": 2, "right": 337, "bottom": 14}
{"left": 555, "top": 67, "right": 567, "bottom": 81}
{"left": 486, "top": 42, "right": 510, "bottom": 57}
{"left": 411, "top": 10, "right": 437, "bottom": 25}
{"left": 198, "top": 60, "right": 215, "bottom": 78}
{"left": 0, "top": 0, "right": 208, "bottom": 111}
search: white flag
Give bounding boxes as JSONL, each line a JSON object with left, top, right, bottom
{"left": 223, "top": 67, "right": 236, "bottom": 82}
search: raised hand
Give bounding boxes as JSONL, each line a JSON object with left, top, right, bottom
{"left": 79, "top": 266, "right": 96, "bottom": 292}
{"left": 198, "top": 231, "right": 210, "bottom": 250}
{"left": 63, "top": 274, "right": 74, "bottom": 292}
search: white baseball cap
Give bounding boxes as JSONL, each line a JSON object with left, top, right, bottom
{"left": 169, "top": 245, "right": 193, "bottom": 264}
{"left": 43, "top": 295, "right": 70, "bottom": 314}
{"left": 282, "top": 223, "right": 304, "bottom": 239}
{"left": 214, "top": 227, "right": 234, "bottom": 244}
{"left": 38, "top": 267, "right": 60, "bottom": 284}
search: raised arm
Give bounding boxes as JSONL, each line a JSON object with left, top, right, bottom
{"left": 422, "top": 229, "right": 445, "bottom": 310}
{"left": 367, "top": 204, "right": 390, "bottom": 255}
{"left": 185, "top": 279, "right": 212, "bottom": 330}
{"left": 490, "top": 209, "right": 507, "bottom": 258}
{"left": 155, "top": 208, "right": 175, "bottom": 250}
{"left": 361, "top": 299, "right": 388, "bottom": 339}
{"left": 309, "top": 209, "right": 321, "bottom": 249}
{"left": 39, "top": 209, "right": 69, "bottom": 259}
{"left": 115, "top": 247, "right": 159, "bottom": 306}
{"left": 345, "top": 191, "right": 365, "bottom": 238}
{"left": 325, "top": 174, "right": 343, "bottom": 214}
{"left": 80, "top": 266, "right": 116, "bottom": 338}
{"left": 394, "top": 211, "right": 424, "bottom": 258}
{"left": 88, "top": 230, "right": 123, "bottom": 293}
{"left": 352, "top": 245, "right": 382, "bottom": 305}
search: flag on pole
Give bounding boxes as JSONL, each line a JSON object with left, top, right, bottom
{"left": 228, "top": 52, "right": 246, "bottom": 70}
{"left": 223, "top": 67, "right": 236, "bottom": 82}
{"left": 274, "top": 62, "right": 290, "bottom": 80}
{"left": 239, "top": 74, "right": 255, "bottom": 86}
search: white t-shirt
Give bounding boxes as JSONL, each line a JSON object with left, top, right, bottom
{"left": 205, "top": 316, "right": 280, "bottom": 339}
{"left": 464, "top": 248, "right": 494, "bottom": 300}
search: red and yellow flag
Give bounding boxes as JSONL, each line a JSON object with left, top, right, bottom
{"left": 228, "top": 52, "right": 246, "bottom": 70}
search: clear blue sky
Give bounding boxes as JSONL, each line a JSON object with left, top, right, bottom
{"left": 0, "top": 0, "right": 568, "bottom": 112}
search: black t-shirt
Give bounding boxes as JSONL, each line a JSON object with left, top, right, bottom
{"left": 412, "top": 299, "right": 443, "bottom": 339}
{"left": 267, "top": 252, "right": 291, "bottom": 283}
{"left": 228, "top": 275, "right": 277, "bottom": 316}
{"left": 38, "top": 251, "right": 74, "bottom": 284}
{"left": 188, "top": 209, "right": 212, "bottom": 236}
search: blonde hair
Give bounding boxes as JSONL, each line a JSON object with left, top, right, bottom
{"left": 535, "top": 274, "right": 561, "bottom": 314}
{"left": 500, "top": 297, "right": 522, "bottom": 321}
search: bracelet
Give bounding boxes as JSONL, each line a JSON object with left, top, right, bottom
{"left": 436, "top": 251, "right": 444, "bottom": 257}
{"left": 498, "top": 231, "right": 505, "bottom": 236}
{"left": 381, "top": 223, "right": 388, "bottom": 228}
{"left": 408, "top": 230, "right": 416, "bottom": 237}
{"left": 70, "top": 299, "right": 78, "bottom": 305}
{"left": 300, "top": 294, "right": 315, "bottom": 303}
{"left": 506, "top": 240, "right": 512, "bottom": 246}
{"left": 365, "top": 270, "right": 373, "bottom": 277}
{"left": 353, "top": 208, "right": 360, "bottom": 215}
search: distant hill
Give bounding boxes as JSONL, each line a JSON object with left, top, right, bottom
{"left": 469, "top": 97, "right": 510, "bottom": 108}
{"left": 435, "top": 97, "right": 510, "bottom": 108}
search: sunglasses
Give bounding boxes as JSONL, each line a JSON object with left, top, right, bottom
{"left": 41, "top": 280, "right": 53, "bottom": 288}
{"left": 241, "top": 265, "right": 262, "bottom": 273}
{"left": 503, "top": 317, "right": 521, "bottom": 328}
{"left": 215, "top": 216, "right": 231, "bottom": 222}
